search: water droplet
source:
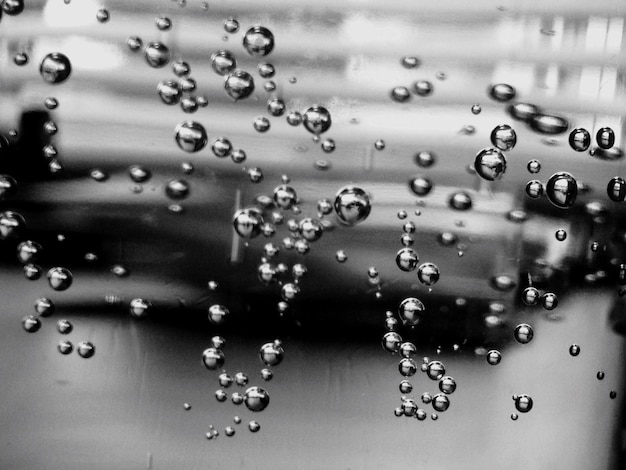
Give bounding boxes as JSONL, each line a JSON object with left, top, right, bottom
{"left": 144, "top": 42, "right": 170, "bottom": 68}
{"left": 471, "top": 104, "right": 482, "bottom": 115}
{"left": 529, "top": 114, "right": 569, "bottom": 135}
{"left": 165, "top": 179, "right": 190, "bottom": 200}
{"left": 261, "top": 368, "right": 273, "bottom": 381}
{"left": 44, "top": 97, "right": 58, "bottom": 109}
{"left": 47, "top": 267, "right": 72, "bottom": 291}
{"left": 13, "top": 52, "right": 28, "bottom": 66}
{"left": 173, "top": 60, "right": 190, "bottom": 77}
{"left": 486, "top": 349, "right": 501, "bottom": 365}
{"left": 202, "top": 348, "right": 225, "bottom": 370}
{"left": 244, "top": 386, "right": 270, "bottom": 412}
{"left": 489, "top": 83, "right": 516, "bottom": 102}
{"left": 448, "top": 192, "right": 472, "bottom": 211}
{"left": 333, "top": 186, "right": 371, "bottom": 225}
{"left": 335, "top": 250, "right": 348, "bottom": 263}
{"left": 398, "top": 297, "right": 425, "bottom": 326}
{"left": 174, "top": 121, "right": 207, "bottom": 153}
{"left": 525, "top": 180, "right": 544, "bottom": 199}
{"left": 409, "top": 176, "right": 433, "bottom": 196}
{"left": 128, "top": 165, "right": 151, "bottom": 183}
{"left": 568, "top": 128, "right": 590, "bottom": 152}
{"left": 514, "top": 323, "right": 534, "bottom": 344}
{"left": 56, "top": 319, "right": 72, "bottom": 334}
{"left": 546, "top": 172, "right": 577, "bottom": 208}
{"left": 475, "top": 147, "right": 507, "bottom": 180}
{"left": 249, "top": 420, "right": 261, "bottom": 432}
{"left": 253, "top": 116, "right": 271, "bottom": 133}
{"left": 417, "top": 263, "right": 439, "bottom": 286}
{"left": 207, "top": 304, "right": 229, "bottom": 325}
{"left": 413, "top": 80, "right": 433, "bottom": 96}
{"left": 527, "top": 159, "right": 541, "bottom": 174}
{"left": 127, "top": 36, "right": 143, "bottom": 52}
{"left": 401, "top": 56, "right": 420, "bottom": 68}
{"left": 259, "top": 341, "right": 284, "bottom": 366}
{"left": 224, "top": 70, "right": 255, "bottom": 100}
{"left": 396, "top": 248, "right": 419, "bottom": 272}
{"left": 155, "top": 16, "right": 172, "bottom": 31}
{"left": 2, "top": 0, "right": 24, "bottom": 15}
{"left": 129, "top": 298, "right": 151, "bottom": 319}
{"left": 415, "top": 151, "right": 435, "bottom": 168}
{"left": 58, "top": 340, "right": 73, "bottom": 355}
{"left": 398, "top": 358, "right": 418, "bottom": 377}
{"left": 596, "top": 127, "right": 615, "bottom": 150}
{"left": 490, "top": 125, "right": 517, "bottom": 151}
{"left": 22, "top": 315, "right": 41, "bottom": 333}
{"left": 243, "top": 26, "right": 275, "bottom": 57}
{"left": 426, "top": 361, "right": 445, "bottom": 380}
{"left": 211, "top": 50, "right": 237, "bottom": 75}
{"left": 382, "top": 331, "right": 402, "bottom": 353}
{"left": 77, "top": 341, "right": 95, "bottom": 358}
{"left": 514, "top": 394, "right": 533, "bottom": 413}
{"left": 391, "top": 86, "right": 411, "bottom": 103}
{"left": 96, "top": 8, "right": 109, "bottom": 23}
{"left": 40, "top": 53, "right": 72, "bottom": 84}
{"left": 432, "top": 393, "right": 450, "bottom": 412}
{"left": 303, "top": 106, "right": 332, "bottom": 135}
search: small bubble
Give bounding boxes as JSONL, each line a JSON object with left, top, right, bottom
{"left": 40, "top": 53, "right": 72, "bottom": 84}
{"left": 210, "top": 50, "right": 237, "bottom": 75}
{"left": 382, "top": 332, "right": 402, "bottom": 353}
{"left": 334, "top": 186, "right": 371, "bottom": 225}
{"left": 207, "top": 304, "right": 229, "bottom": 325}
{"left": 303, "top": 106, "right": 332, "bottom": 135}
{"left": 129, "top": 298, "right": 151, "bottom": 319}
{"left": 321, "top": 139, "right": 336, "bottom": 153}
{"left": 174, "top": 121, "right": 207, "bottom": 153}
{"left": 374, "top": 139, "right": 385, "bottom": 150}
{"left": 244, "top": 386, "right": 270, "bottom": 412}
{"left": 529, "top": 114, "right": 569, "bottom": 135}
{"left": 413, "top": 80, "right": 433, "bottom": 96}
{"left": 243, "top": 26, "right": 275, "bottom": 57}
{"left": 2, "top": 0, "right": 24, "bottom": 15}
{"left": 77, "top": 341, "right": 95, "bottom": 359}
{"left": 259, "top": 341, "right": 284, "bottom": 367}
{"left": 391, "top": 86, "right": 411, "bottom": 103}
{"left": 610, "top": 391, "right": 617, "bottom": 399}
{"left": 96, "top": 8, "right": 110, "bottom": 23}
{"left": 261, "top": 368, "right": 273, "bottom": 381}
{"left": 58, "top": 340, "right": 73, "bottom": 355}
{"left": 525, "top": 180, "right": 544, "bottom": 199}
{"left": 224, "top": 70, "right": 255, "bottom": 100}
{"left": 514, "top": 323, "right": 534, "bottom": 344}
{"left": 568, "top": 128, "right": 590, "bottom": 152}
{"left": 426, "top": 361, "right": 445, "bottom": 380}
{"left": 486, "top": 349, "right": 502, "bottom": 365}
{"left": 258, "top": 63, "right": 275, "bottom": 78}
{"left": 514, "top": 394, "right": 533, "bottom": 413}
{"left": 596, "top": 127, "right": 615, "bottom": 150}
{"left": 127, "top": 36, "right": 143, "bottom": 52}
{"left": 22, "top": 315, "right": 41, "bottom": 333}
{"left": 253, "top": 116, "right": 271, "bottom": 133}
{"left": 183, "top": 403, "right": 191, "bottom": 410}
{"left": 489, "top": 83, "right": 516, "bottom": 102}
{"left": 47, "top": 267, "right": 73, "bottom": 291}
{"left": 399, "top": 380, "right": 413, "bottom": 394}
{"left": 396, "top": 248, "right": 419, "bottom": 272}
{"left": 155, "top": 16, "right": 172, "bottom": 31}
{"left": 511, "top": 413, "right": 518, "bottom": 421}
{"left": 545, "top": 172, "right": 577, "bottom": 209}
{"left": 202, "top": 348, "right": 225, "bottom": 370}
{"left": 286, "top": 111, "right": 303, "bottom": 126}
{"left": 144, "top": 42, "right": 170, "bottom": 68}
{"left": 249, "top": 420, "right": 261, "bottom": 432}
{"left": 471, "top": 104, "right": 482, "bottom": 115}
{"left": 57, "top": 319, "right": 72, "bottom": 334}
{"left": 13, "top": 52, "right": 28, "bottom": 66}
{"left": 432, "top": 393, "right": 450, "bottom": 412}
{"left": 474, "top": 147, "right": 507, "bottom": 181}
{"left": 335, "top": 250, "right": 348, "bottom": 263}
{"left": 448, "top": 191, "right": 472, "bottom": 211}
{"left": 417, "top": 263, "right": 439, "bottom": 286}
{"left": 398, "top": 358, "right": 418, "bottom": 377}
{"left": 401, "top": 56, "right": 420, "bottom": 69}
{"left": 490, "top": 125, "right": 517, "bottom": 151}
{"left": 224, "top": 18, "right": 240, "bottom": 33}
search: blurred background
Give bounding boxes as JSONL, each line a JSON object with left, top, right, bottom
{"left": 0, "top": 0, "right": 625, "bottom": 468}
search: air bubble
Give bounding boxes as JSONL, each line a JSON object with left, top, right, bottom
{"left": 253, "top": 116, "right": 271, "bottom": 133}
{"left": 34, "top": 297, "right": 54, "bottom": 317}
{"left": 40, "top": 53, "right": 72, "bottom": 84}
{"left": 127, "top": 36, "right": 143, "bottom": 52}
{"left": 489, "top": 83, "right": 516, "bottom": 102}
{"left": 471, "top": 104, "right": 481, "bottom": 115}
{"left": 525, "top": 180, "right": 544, "bottom": 199}
{"left": 529, "top": 114, "right": 569, "bottom": 135}
{"left": 58, "top": 340, "right": 73, "bottom": 355}
{"left": 569, "top": 344, "right": 580, "bottom": 356}
{"left": 129, "top": 298, "right": 151, "bottom": 319}
{"left": 448, "top": 192, "right": 472, "bottom": 211}
{"left": 417, "top": 263, "right": 440, "bottom": 286}
{"left": 409, "top": 176, "right": 433, "bottom": 196}
{"left": 77, "top": 341, "right": 95, "bottom": 358}
{"left": 545, "top": 172, "right": 577, "bottom": 208}
{"left": 514, "top": 394, "right": 533, "bottom": 413}
{"left": 396, "top": 248, "right": 419, "bottom": 272}
{"left": 47, "top": 267, "right": 72, "bottom": 291}
{"left": 57, "top": 319, "right": 72, "bottom": 334}
{"left": 474, "top": 147, "right": 507, "bottom": 181}
{"left": 224, "top": 70, "right": 255, "bottom": 100}
{"left": 391, "top": 86, "right": 411, "bottom": 103}
{"left": 207, "top": 304, "right": 229, "bottom": 325}
{"left": 155, "top": 16, "right": 172, "bottom": 31}
{"left": 3, "top": 0, "right": 24, "bottom": 15}
{"left": 243, "top": 26, "right": 275, "bottom": 57}
{"left": 398, "top": 297, "right": 425, "bottom": 326}
{"left": 541, "top": 292, "right": 558, "bottom": 310}
{"left": 259, "top": 341, "right": 284, "bottom": 366}
{"left": 426, "top": 361, "right": 445, "bottom": 380}
{"left": 14, "top": 52, "right": 28, "bottom": 66}
{"left": 514, "top": 323, "right": 534, "bottom": 344}
{"left": 401, "top": 56, "right": 420, "bottom": 68}
{"left": 490, "top": 125, "right": 517, "bottom": 151}
{"left": 568, "top": 128, "right": 590, "bottom": 152}
{"left": 303, "top": 106, "right": 332, "bottom": 135}
{"left": 335, "top": 250, "right": 348, "bottom": 263}
{"left": 382, "top": 332, "right": 402, "bottom": 353}
{"left": 486, "top": 349, "right": 501, "bottom": 365}
{"left": 596, "top": 127, "right": 615, "bottom": 150}
{"left": 174, "top": 121, "right": 207, "bottom": 153}
{"left": 96, "top": 9, "right": 110, "bottom": 23}
{"left": 374, "top": 139, "right": 385, "bottom": 150}
{"left": 415, "top": 151, "right": 435, "bottom": 168}
{"left": 244, "top": 386, "right": 270, "bottom": 412}
{"left": 22, "top": 315, "right": 41, "bottom": 333}
{"left": 413, "top": 80, "right": 433, "bottom": 96}
{"left": 333, "top": 186, "right": 371, "bottom": 225}
{"left": 432, "top": 393, "right": 450, "bottom": 412}
{"left": 202, "top": 348, "right": 225, "bottom": 370}
{"left": 144, "top": 42, "right": 170, "bottom": 68}
{"left": 398, "top": 358, "right": 418, "bottom": 377}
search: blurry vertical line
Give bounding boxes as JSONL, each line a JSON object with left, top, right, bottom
{"left": 146, "top": 451, "right": 152, "bottom": 470}
{"left": 230, "top": 189, "right": 242, "bottom": 264}
{"left": 364, "top": 146, "right": 374, "bottom": 172}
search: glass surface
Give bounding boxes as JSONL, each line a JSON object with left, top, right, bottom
{"left": 0, "top": 1, "right": 625, "bottom": 468}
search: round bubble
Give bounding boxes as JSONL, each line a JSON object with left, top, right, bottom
{"left": 40, "top": 53, "right": 72, "bottom": 84}
{"left": 144, "top": 42, "right": 170, "bottom": 68}
{"left": 448, "top": 192, "right": 472, "bottom": 211}
{"left": 244, "top": 386, "right": 270, "bottom": 412}
{"left": 47, "top": 267, "right": 72, "bottom": 291}
{"left": 607, "top": 177, "right": 626, "bottom": 202}
{"left": 569, "top": 344, "right": 580, "bottom": 357}
{"left": 77, "top": 341, "right": 96, "bottom": 358}
{"left": 529, "top": 114, "right": 569, "bottom": 135}
{"left": 333, "top": 186, "right": 371, "bottom": 225}
{"left": 396, "top": 248, "right": 419, "bottom": 272}
{"left": 243, "top": 26, "right": 275, "bottom": 57}
{"left": 489, "top": 83, "right": 516, "bottom": 102}
{"left": 522, "top": 286, "right": 539, "bottom": 306}
{"left": 514, "top": 394, "right": 533, "bottom": 413}
{"left": 432, "top": 393, "right": 450, "bottom": 412}
{"left": 129, "top": 298, "right": 151, "bottom": 319}
{"left": 545, "top": 172, "right": 577, "bottom": 208}
{"left": 398, "top": 297, "right": 425, "bottom": 326}
{"left": 596, "top": 127, "right": 615, "bottom": 150}
{"left": 202, "top": 348, "right": 225, "bottom": 370}
{"left": 259, "top": 341, "right": 284, "bottom": 366}
{"left": 58, "top": 340, "right": 73, "bottom": 355}
{"left": 224, "top": 70, "right": 255, "bottom": 100}
{"left": 303, "top": 106, "right": 332, "bottom": 135}
{"left": 514, "top": 323, "right": 534, "bottom": 344}
{"left": 417, "top": 263, "right": 440, "bottom": 286}
{"left": 34, "top": 297, "right": 54, "bottom": 317}
{"left": 486, "top": 349, "right": 501, "bottom": 365}
{"left": 233, "top": 208, "right": 264, "bottom": 238}
{"left": 398, "top": 358, "right": 418, "bottom": 377}
{"left": 569, "top": 128, "right": 590, "bottom": 152}
{"left": 426, "top": 360, "right": 445, "bottom": 380}
{"left": 208, "top": 304, "right": 229, "bottom": 325}
{"left": 175, "top": 121, "right": 207, "bottom": 153}
{"left": 474, "top": 147, "right": 507, "bottom": 181}
{"left": 409, "top": 176, "right": 433, "bottom": 196}
{"left": 490, "top": 125, "right": 517, "bottom": 151}
{"left": 525, "top": 180, "right": 544, "bottom": 199}
{"left": 22, "top": 315, "right": 41, "bottom": 333}
{"left": 299, "top": 218, "right": 323, "bottom": 242}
